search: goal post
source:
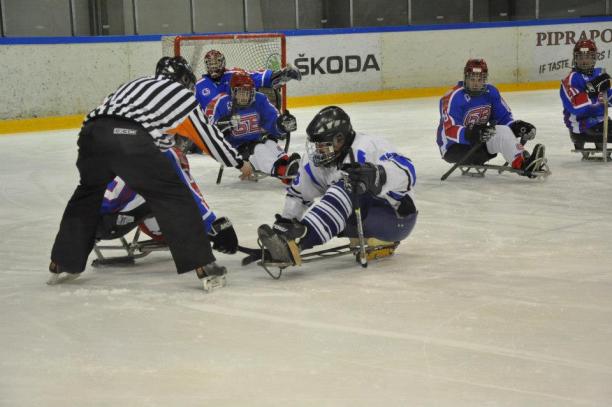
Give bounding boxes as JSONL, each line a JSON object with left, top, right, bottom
{"left": 161, "top": 33, "right": 287, "bottom": 111}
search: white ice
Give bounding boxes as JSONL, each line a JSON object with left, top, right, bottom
{"left": 1, "top": 90, "right": 611, "bottom": 406}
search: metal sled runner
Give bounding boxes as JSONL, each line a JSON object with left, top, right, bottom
{"left": 458, "top": 158, "right": 551, "bottom": 179}
{"left": 571, "top": 148, "right": 612, "bottom": 162}
{"left": 244, "top": 240, "right": 400, "bottom": 280}
{"left": 92, "top": 229, "right": 169, "bottom": 267}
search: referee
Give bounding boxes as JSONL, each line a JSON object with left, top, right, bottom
{"left": 48, "top": 56, "right": 252, "bottom": 289}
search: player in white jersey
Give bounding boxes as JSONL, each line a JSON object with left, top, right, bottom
{"left": 256, "top": 106, "right": 418, "bottom": 268}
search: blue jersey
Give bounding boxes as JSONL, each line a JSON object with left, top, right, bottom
{"left": 437, "top": 82, "right": 514, "bottom": 156}
{"left": 194, "top": 69, "right": 273, "bottom": 110}
{"left": 207, "top": 91, "right": 283, "bottom": 148}
{"left": 560, "top": 67, "right": 612, "bottom": 133}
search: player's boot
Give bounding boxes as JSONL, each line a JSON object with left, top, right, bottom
{"left": 522, "top": 144, "right": 546, "bottom": 178}
{"left": 47, "top": 261, "right": 82, "bottom": 285}
{"left": 349, "top": 238, "right": 399, "bottom": 261}
{"left": 257, "top": 224, "right": 302, "bottom": 267}
{"left": 195, "top": 262, "right": 227, "bottom": 292}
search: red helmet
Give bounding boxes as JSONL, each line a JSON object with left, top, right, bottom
{"left": 204, "top": 50, "right": 226, "bottom": 79}
{"left": 230, "top": 71, "right": 255, "bottom": 107}
{"left": 464, "top": 59, "right": 488, "bottom": 96}
{"left": 573, "top": 39, "right": 597, "bottom": 75}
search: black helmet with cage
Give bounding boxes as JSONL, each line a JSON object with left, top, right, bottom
{"left": 305, "top": 106, "right": 356, "bottom": 167}
{"left": 155, "top": 56, "right": 197, "bottom": 90}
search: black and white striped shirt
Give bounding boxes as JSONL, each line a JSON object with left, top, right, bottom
{"left": 86, "top": 75, "right": 243, "bottom": 168}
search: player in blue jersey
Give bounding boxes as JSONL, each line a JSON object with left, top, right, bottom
{"left": 437, "top": 58, "right": 546, "bottom": 177}
{"left": 206, "top": 71, "right": 301, "bottom": 184}
{"left": 195, "top": 49, "right": 301, "bottom": 110}
{"left": 96, "top": 138, "right": 239, "bottom": 257}
{"left": 560, "top": 39, "right": 612, "bottom": 150}
{"left": 256, "top": 106, "right": 418, "bottom": 267}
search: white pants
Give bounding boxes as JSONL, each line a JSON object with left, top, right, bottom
{"left": 249, "top": 139, "right": 287, "bottom": 174}
{"left": 485, "top": 125, "right": 524, "bottom": 163}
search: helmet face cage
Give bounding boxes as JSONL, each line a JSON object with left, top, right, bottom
{"left": 233, "top": 86, "right": 255, "bottom": 107}
{"left": 573, "top": 40, "right": 597, "bottom": 75}
{"left": 464, "top": 59, "right": 488, "bottom": 96}
{"left": 205, "top": 50, "right": 226, "bottom": 79}
{"left": 230, "top": 73, "right": 255, "bottom": 107}
{"left": 306, "top": 135, "right": 341, "bottom": 167}
{"left": 305, "top": 106, "right": 353, "bottom": 167}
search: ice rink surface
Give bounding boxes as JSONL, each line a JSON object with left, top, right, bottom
{"left": 1, "top": 89, "right": 611, "bottom": 406}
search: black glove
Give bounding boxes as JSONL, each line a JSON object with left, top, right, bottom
{"left": 272, "top": 214, "right": 306, "bottom": 241}
{"left": 587, "top": 72, "right": 611, "bottom": 96}
{"left": 276, "top": 111, "right": 297, "bottom": 133}
{"left": 465, "top": 123, "right": 496, "bottom": 144}
{"left": 208, "top": 217, "right": 238, "bottom": 254}
{"left": 509, "top": 120, "right": 536, "bottom": 142}
{"left": 341, "top": 162, "right": 387, "bottom": 196}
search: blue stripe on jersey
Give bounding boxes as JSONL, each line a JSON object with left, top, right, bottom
{"left": 162, "top": 150, "right": 216, "bottom": 233}
{"left": 380, "top": 152, "right": 417, "bottom": 187}
{"left": 357, "top": 149, "right": 366, "bottom": 164}
{"left": 304, "top": 163, "right": 324, "bottom": 189}
{"left": 300, "top": 183, "right": 352, "bottom": 248}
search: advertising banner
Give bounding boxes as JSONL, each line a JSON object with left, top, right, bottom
{"left": 286, "top": 34, "right": 383, "bottom": 96}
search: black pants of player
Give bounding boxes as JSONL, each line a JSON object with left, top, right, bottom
{"left": 50, "top": 117, "right": 215, "bottom": 274}
{"left": 570, "top": 120, "right": 612, "bottom": 149}
{"left": 443, "top": 143, "right": 497, "bottom": 165}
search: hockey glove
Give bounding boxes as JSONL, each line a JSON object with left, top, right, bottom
{"left": 587, "top": 72, "right": 611, "bottom": 96}
{"left": 509, "top": 120, "right": 536, "bottom": 142}
{"left": 271, "top": 64, "right": 302, "bottom": 88}
{"left": 272, "top": 214, "right": 307, "bottom": 241}
{"left": 341, "top": 162, "right": 387, "bottom": 196}
{"left": 208, "top": 217, "right": 238, "bottom": 254}
{"left": 276, "top": 111, "right": 297, "bottom": 133}
{"left": 465, "top": 123, "right": 496, "bottom": 144}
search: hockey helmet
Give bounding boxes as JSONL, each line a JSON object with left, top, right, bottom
{"left": 464, "top": 58, "right": 488, "bottom": 96}
{"left": 230, "top": 71, "right": 255, "bottom": 107}
{"left": 573, "top": 39, "right": 597, "bottom": 75}
{"left": 204, "top": 50, "right": 226, "bottom": 80}
{"left": 155, "top": 56, "right": 196, "bottom": 90}
{"left": 305, "top": 106, "right": 355, "bottom": 167}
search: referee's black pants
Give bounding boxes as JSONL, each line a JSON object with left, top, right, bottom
{"left": 50, "top": 117, "right": 215, "bottom": 274}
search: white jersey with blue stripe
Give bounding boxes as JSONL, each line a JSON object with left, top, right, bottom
{"left": 283, "top": 132, "right": 416, "bottom": 220}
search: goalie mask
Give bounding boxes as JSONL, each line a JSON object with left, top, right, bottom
{"left": 573, "top": 39, "right": 597, "bottom": 75}
{"left": 204, "top": 50, "right": 226, "bottom": 80}
{"left": 230, "top": 72, "right": 255, "bottom": 107}
{"left": 305, "top": 106, "right": 355, "bottom": 167}
{"left": 155, "top": 56, "right": 196, "bottom": 90}
{"left": 464, "top": 58, "right": 488, "bottom": 96}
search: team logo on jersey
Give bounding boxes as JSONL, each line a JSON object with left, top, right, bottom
{"left": 226, "top": 101, "right": 233, "bottom": 111}
{"left": 231, "top": 112, "right": 261, "bottom": 136}
{"left": 464, "top": 94, "right": 471, "bottom": 102}
{"left": 463, "top": 106, "right": 491, "bottom": 127}
{"left": 201, "top": 88, "right": 211, "bottom": 96}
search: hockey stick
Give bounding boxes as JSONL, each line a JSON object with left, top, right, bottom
{"left": 347, "top": 149, "right": 368, "bottom": 268}
{"left": 603, "top": 85, "right": 609, "bottom": 164}
{"left": 441, "top": 141, "right": 484, "bottom": 181}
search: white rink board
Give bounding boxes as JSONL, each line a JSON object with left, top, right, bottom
{"left": 1, "top": 19, "right": 612, "bottom": 118}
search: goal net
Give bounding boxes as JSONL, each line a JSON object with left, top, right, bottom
{"left": 162, "top": 33, "right": 287, "bottom": 110}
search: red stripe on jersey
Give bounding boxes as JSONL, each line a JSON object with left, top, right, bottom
{"left": 441, "top": 85, "right": 463, "bottom": 140}
{"left": 571, "top": 92, "right": 589, "bottom": 107}
{"left": 205, "top": 93, "right": 227, "bottom": 118}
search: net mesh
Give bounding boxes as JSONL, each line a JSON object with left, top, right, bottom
{"left": 161, "top": 34, "right": 284, "bottom": 82}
